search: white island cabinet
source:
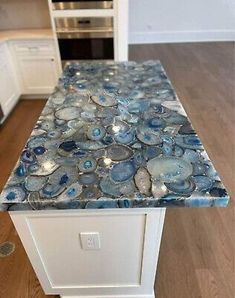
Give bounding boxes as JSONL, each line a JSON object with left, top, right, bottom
{"left": 9, "top": 39, "right": 60, "bottom": 96}
{"left": 11, "top": 208, "right": 165, "bottom": 298}
{"left": 0, "top": 42, "right": 20, "bottom": 123}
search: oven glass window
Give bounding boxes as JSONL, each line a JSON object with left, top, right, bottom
{"left": 58, "top": 38, "right": 114, "bottom": 60}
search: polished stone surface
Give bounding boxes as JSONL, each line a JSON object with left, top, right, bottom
{"left": 0, "top": 61, "right": 229, "bottom": 210}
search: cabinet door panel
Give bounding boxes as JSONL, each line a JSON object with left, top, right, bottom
{"left": 18, "top": 56, "right": 58, "bottom": 94}
{"left": 27, "top": 214, "right": 146, "bottom": 288}
{"left": 0, "top": 46, "right": 20, "bottom": 120}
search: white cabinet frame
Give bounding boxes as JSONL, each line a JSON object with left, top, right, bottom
{"left": 10, "top": 208, "right": 165, "bottom": 298}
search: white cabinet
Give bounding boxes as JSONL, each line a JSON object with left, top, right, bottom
{"left": 10, "top": 209, "right": 165, "bottom": 298}
{"left": 0, "top": 43, "right": 20, "bottom": 123}
{"left": 10, "top": 40, "right": 60, "bottom": 95}
{"left": 17, "top": 55, "right": 59, "bottom": 94}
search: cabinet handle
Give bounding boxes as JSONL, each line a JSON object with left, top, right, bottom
{"left": 51, "top": 58, "right": 54, "bottom": 61}
{"left": 28, "top": 47, "right": 39, "bottom": 51}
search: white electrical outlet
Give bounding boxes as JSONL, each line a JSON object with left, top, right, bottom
{"left": 79, "top": 232, "right": 101, "bottom": 250}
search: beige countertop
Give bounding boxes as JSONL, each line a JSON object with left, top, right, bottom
{"left": 0, "top": 29, "right": 54, "bottom": 42}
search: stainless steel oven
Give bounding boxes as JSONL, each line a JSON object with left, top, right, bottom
{"left": 52, "top": 0, "right": 113, "bottom": 10}
{"left": 55, "top": 17, "right": 114, "bottom": 61}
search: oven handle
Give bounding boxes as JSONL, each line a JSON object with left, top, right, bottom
{"left": 56, "top": 28, "right": 113, "bottom": 39}
{"left": 56, "top": 26, "right": 113, "bottom": 33}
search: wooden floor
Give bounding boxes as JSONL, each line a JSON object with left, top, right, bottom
{"left": 0, "top": 42, "right": 234, "bottom": 298}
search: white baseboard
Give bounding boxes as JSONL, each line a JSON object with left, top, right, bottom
{"left": 20, "top": 95, "right": 49, "bottom": 100}
{"left": 129, "top": 30, "right": 235, "bottom": 44}
{"left": 61, "top": 294, "right": 154, "bottom": 298}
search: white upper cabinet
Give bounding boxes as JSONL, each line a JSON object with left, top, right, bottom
{"left": 10, "top": 40, "right": 60, "bottom": 95}
{"left": 0, "top": 43, "right": 20, "bottom": 122}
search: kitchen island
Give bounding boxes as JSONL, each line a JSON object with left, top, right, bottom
{"left": 0, "top": 61, "right": 229, "bottom": 298}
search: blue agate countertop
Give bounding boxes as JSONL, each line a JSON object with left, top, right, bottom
{"left": 0, "top": 61, "right": 229, "bottom": 211}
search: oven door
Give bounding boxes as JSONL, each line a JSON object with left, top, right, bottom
{"left": 58, "top": 37, "right": 114, "bottom": 61}
{"left": 52, "top": 0, "right": 113, "bottom": 10}
{"left": 55, "top": 17, "right": 114, "bottom": 61}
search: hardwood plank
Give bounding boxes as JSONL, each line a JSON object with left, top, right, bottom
{"left": 129, "top": 42, "right": 235, "bottom": 298}
{"left": 0, "top": 100, "right": 57, "bottom": 298}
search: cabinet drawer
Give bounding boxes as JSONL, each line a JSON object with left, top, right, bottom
{"left": 11, "top": 40, "right": 54, "bottom": 55}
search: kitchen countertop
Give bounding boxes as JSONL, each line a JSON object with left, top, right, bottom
{"left": 0, "top": 29, "right": 54, "bottom": 42}
{"left": 0, "top": 61, "right": 229, "bottom": 211}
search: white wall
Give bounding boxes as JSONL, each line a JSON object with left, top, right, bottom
{"left": 129, "top": 0, "right": 235, "bottom": 43}
{"left": 0, "top": 0, "right": 51, "bottom": 30}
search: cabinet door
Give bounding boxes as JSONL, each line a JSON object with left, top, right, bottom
{"left": 18, "top": 56, "right": 59, "bottom": 95}
{"left": 0, "top": 46, "right": 20, "bottom": 121}
{"left": 10, "top": 209, "right": 166, "bottom": 297}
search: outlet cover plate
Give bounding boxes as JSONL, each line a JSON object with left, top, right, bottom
{"left": 79, "top": 232, "right": 101, "bottom": 250}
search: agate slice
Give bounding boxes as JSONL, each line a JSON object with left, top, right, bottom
{"left": 15, "top": 163, "right": 27, "bottom": 177}
{"left": 165, "top": 112, "right": 187, "bottom": 125}
{"left": 1, "top": 186, "right": 26, "bottom": 202}
{"left": 21, "top": 150, "right": 36, "bottom": 164}
{"left": 162, "top": 100, "right": 187, "bottom": 117}
{"left": 27, "top": 136, "right": 48, "bottom": 149}
{"left": 76, "top": 141, "right": 107, "bottom": 150}
{"left": 151, "top": 180, "right": 168, "bottom": 198}
{"left": 57, "top": 182, "right": 83, "bottom": 201}
{"left": 136, "top": 127, "right": 162, "bottom": 145}
{"left": 55, "top": 107, "right": 81, "bottom": 120}
{"left": 100, "top": 176, "right": 135, "bottom": 197}
{"left": 106, "top": 144, "right": 133, "bottom": 161}
{"left": 165, "top": 179, "right": 196, "bottom": 195}
{"left": 32, "top": 159, "right": 59, "bottom": 176}
{"left": 25, "top": 176, "right": 47, "bottom": 192}
{"left": 114, "top": 128, "right": 135, "bottom": 145}
{"left": 182, "top": 149, "right": 200, "bottom": 163}
{"left": 127, "top": 100, "right": 150, "bottom": 114}
{"left": 111, "top": 160, "right": 136, "bottom": 182}
{"left": 78, "top": 173, "right": 98, "bottom": 185}
{"left": 145, "top": 117, "right": 166, "bottom": 131}
{"left": 191, "top": 175, "right": 213, "bottom": 192}
{"left": 175, "top": 135, "right": 203, "bottom": 150}
{"left": 33, "top": 146, "right": 46, "bottom": 155}
{"left": 134, "top": 167, "right": 151, "bottom": 195}
{"left": 147, "top": 156, "right": 193, "bottom": 183}
{"left": 80, "top": 186, "right": 101, "bottom": 200}
{"left": 91, "top": 94, "right": 117, "bottom": 107}
{"left": 144, "top": 146, "right": 162, "bottom": 160}
{"left": 87, "top": 125, "right": 105, "bottom": 141}
{"left": 100, "top": 176, "right": 122, "bottom": 196}
{"left": 178, "top": 122, "right": 195, "bottom": 135}
{"left": 28, "top": 192, "right": 44, "bottom": 210}
{"left": 78, "top": 157, "right": 97, "bottom": 173}
{"left": 48, "top": 166, "right": 78, "bottom": 186}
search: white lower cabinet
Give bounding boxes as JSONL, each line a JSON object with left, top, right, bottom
{"left": 17, "top": 55, "right": 59, "bottom": 94}
{"left": 0, "top": 38, "right": 61, "bottom": 123}
{"left": 10, "top": 208, "right": 166, "bottom": 298}
{"left": 0, "top": 43, "right": 20, "bottom": 123}
{"left": 9, "top": 40, "right": 60, "bottom": 95}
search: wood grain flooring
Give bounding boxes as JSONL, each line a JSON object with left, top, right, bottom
{"left": 0, "top": 42, "right": 234, "bottom": 298}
